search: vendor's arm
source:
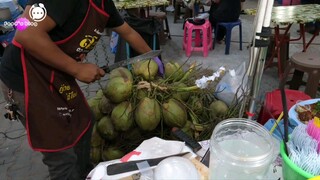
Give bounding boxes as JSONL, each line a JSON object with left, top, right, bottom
{"left": 113, "top": 22, "right": 152, "bottom": 54}
{"left": 14, "top": 6, "right": 104, "bottom": 84}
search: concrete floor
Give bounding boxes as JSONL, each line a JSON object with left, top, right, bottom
{"left": 0, "top": 0, "right": 319, "bottom": 179}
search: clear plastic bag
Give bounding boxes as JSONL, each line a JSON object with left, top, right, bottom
{"left": 215, "top": 62, "right": 248, "bottom": 106}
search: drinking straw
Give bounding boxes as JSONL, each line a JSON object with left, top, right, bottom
{"left": 270, "top": 112, "right": 284, "bottom": 134}
{"left": 279, "top": 76, "right": 289, "bottom": 154}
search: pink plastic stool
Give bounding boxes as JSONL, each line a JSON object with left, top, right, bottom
{"left": 282, "top": 0, "right": 300, "bottom": 6}
{"left": 183, "top": 19, "right": 213, "bottom": 57}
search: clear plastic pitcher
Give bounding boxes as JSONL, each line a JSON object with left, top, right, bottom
{"left": 209, "top": 119, "right": 276, "bottom": 180}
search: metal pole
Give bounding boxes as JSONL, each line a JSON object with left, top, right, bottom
{"left": 246, "top": 0, "right": 274, "bottom": 119}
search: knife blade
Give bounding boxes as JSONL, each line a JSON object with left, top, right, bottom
{"left": 171, "top": 127, "right": 207, "bottom": 160}
{"left": 100, "top": 50, "right": 162, "bottom": 73}
{"left": 106, "top": 152, "right": 189, "bottom": 175}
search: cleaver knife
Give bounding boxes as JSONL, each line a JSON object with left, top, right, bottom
{"left": 171, "top": 127, "right": 207, "bottom": 160}
{"left": 100, "top": 50, "right": 162, "bottom": 73}
{"left": 106, "top": 152, "right": 189, "bottom": 175}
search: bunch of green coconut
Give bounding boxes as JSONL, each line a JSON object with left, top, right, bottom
{"left": 88, "top": 59, "right": 237, "bottom": 164}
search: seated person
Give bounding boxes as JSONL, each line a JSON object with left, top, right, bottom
{"left": 208, "top": 0, "right": 241, "bottom": 43}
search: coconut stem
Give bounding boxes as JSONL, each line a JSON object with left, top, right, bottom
{"left": 173, "top": 86, "right": 199, "bottom": 92}
{"left": 137, "top": 81, "right": 168, "bottom": 92}
{"left": 178, "top": 62, "right": 196, "bottom": 83}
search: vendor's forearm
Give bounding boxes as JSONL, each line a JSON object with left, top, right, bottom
{"left": 15, "top": 32, "right": 80, "bottom": 76}
{"left": 14, "top": 6, "right": 80, "bottom": 77}
{"left": 114, "top": 23, "right": 152, "bottom": 54}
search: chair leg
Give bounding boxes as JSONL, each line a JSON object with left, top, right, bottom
{"left": 213, "top": 24, "right": 219, "bottom": 49}
{"left": 164, "top": 17, "right": 171, "bottom": 39}
{"left": 305, "top": 70, "right": 320, "bottom": 98}
{"left": 239, "top": 24, "right": 242, "bottom": 50}
{"left": 279, "top": 61, "right": 294, "bottom": 89}
{"left": 225, "top": 27, "right": 232, "bottom": 55}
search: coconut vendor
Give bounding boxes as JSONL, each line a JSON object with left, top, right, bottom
{"left": 0, "top": 0, "right": 162, "bottom": 179}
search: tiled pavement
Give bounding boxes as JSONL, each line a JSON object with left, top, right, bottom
{"left": 1, "top": 0, "right": 320, "bottom": 179}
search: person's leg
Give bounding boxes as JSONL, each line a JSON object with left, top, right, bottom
{"left": 41, "top": 120, "right": 94, "bottom": 180}
{"left": 42, "top": 149, "right": 79, "bottom": 180}
{"left": 209, "top": 17, "right": 226, "bottom": 42}
{"left": 73, "top": 118, "right": 95, "bottom": 179}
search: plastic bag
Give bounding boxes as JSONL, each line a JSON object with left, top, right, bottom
{"left": 109, "top": 31, "right": 119, "bottom": 54}
{"left": 215, "top": 62, "right": 248, "bottom": 106}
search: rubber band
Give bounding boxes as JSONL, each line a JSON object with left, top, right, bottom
{"left": 136, "top": 161, "right": 153, "bottom": 180}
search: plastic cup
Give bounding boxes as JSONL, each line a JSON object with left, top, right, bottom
{"left": 209, "top": 119, "right": 276, "bottom": 179}
{"left": 280, "top": 141, "right": 314, "bottom": 180}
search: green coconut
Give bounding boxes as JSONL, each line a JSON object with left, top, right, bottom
{"left": 135, "top": 97, "right": 161, "bottom": 131}
{"left": 187, "top": 96, "right": 204, "bottom": 115}
{"left": 181, "top": 120, "right": 195, "bottom": 138}
{"left": 96, "top": 89, "right": 104, "bottom": 99}
{"left": 109, "top": 67, "right": 133, "bottom": 82}
{"left": 210, "top": 100, "right": 229, "bottom": 117}
{"left": 132, "top": 60, "right": 143, "bottom": 76}
{"left": 98, "top": 96, "right": 115, "bottom": 115}
{"left": 102, "top": 146, "right": 125, "bottom": 161}
{"left": 97, "top": 116, "right": 118, "bottom": 140}
{"left": 162, "top": 99, "right": 187, "bottom": 128}
{"left": 111, "top": 101, "right": 133, "bottom": 131}
{"left": 103, "top": 77, "right": 133, "bottom": 103}
{"left": 87, "top": 97, "right": 104, "bottom": 121}
{"left": 91, "top": 122, "right": 104, "bottom": 147}
{"left": 171, "top": 82, "right": 190, "bottom": 102}
{"left": 121, "top": 128, "right": 143, "bottom": 141}
{"left": 133, "top": 59, "right": 158, "bottom": 80}
{"left": 164, "top": 62, "right": 184, "bottom": 81}
{"left": 90, "top": 147, "right": 102, "bottom": 164}
{"left": 136, "top": 89, "right": 148, "bottom": 100}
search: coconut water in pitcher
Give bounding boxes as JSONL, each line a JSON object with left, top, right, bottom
{"left": 209, "top": 119, "right": 276, "bottom": 179}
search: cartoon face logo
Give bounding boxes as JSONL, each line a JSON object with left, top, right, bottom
{"left": 29, "top": 3, "right": 47, "bottom": 22}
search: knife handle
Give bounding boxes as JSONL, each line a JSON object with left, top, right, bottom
{"left": 171, "top": 127, "right": 202, "bottom": 153}
{"left": 100, "top": 65, "right": 110, "bottom": 73}
{"left": 106, "top": 152, "right": 190, "bottom": 175}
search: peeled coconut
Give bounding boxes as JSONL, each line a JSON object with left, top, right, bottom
{"left": 135, "top": 97, "right": 161, "bottom": 131}
{"left": 133, "top": 59, "right": 158, "bottom": 80}
{"left": 111, "top": 101, "right": 133, "bottom": 131}
{"left": 109, "top": 67, "right": 133, "bottom": 82}
{"left": 103, "top": 77, "right": 132, "bottom": 103}
{"left": 102, "top": 146, "right": 125, "bottom": 161}
{"left": 162, "top": 99, "right": 187, "bottom": 128}
{"left": 210, "top": 100, "right": 229, "bottom": 117}
{"left": 96, "top": 116, "right": 118, "bottom": 140}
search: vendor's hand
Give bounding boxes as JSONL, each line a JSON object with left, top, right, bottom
{"left": 153, "top": 57, "right": 164, "bottom": 77}
{"left": 73, "top": 63, "right": 105, "bottom": 84}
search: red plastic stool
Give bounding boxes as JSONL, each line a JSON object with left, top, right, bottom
{"left": 183, "top": 19, "right": 213, "bottom": 57}
{"left": 257, "top": 89, "right": 311, "bottom": 125}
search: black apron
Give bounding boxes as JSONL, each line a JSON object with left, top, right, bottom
{"left": 12, "top": 0, "right": 109, "bottom": 152}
